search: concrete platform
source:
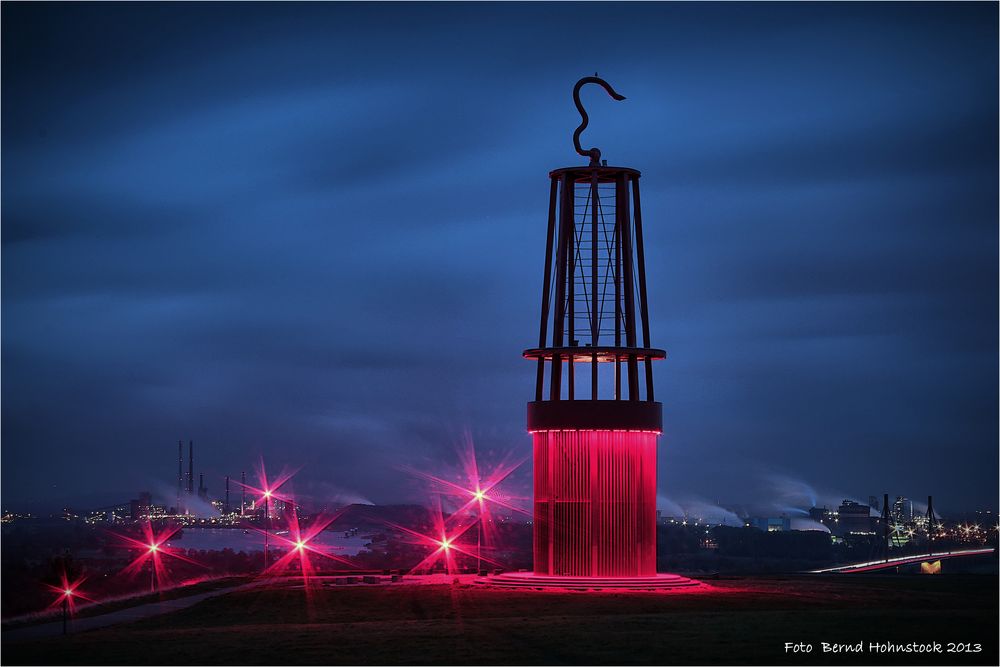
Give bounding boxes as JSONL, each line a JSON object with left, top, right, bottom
{"left": 474, "top": 572, "right": 701, "bottom": 591}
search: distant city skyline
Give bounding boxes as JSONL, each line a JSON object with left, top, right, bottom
{"left": 9, "top": 442, "right": 992, "bottom": 520}
{"left": 3, "top": 3, "right": 997, "bottom": 511}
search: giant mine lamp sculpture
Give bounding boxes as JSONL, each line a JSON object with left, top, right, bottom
{"left": 491, "top": 77, "right": 697, "bottom": 589}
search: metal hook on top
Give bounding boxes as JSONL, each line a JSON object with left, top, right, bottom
{"left": 572, "top": 76, "right": 626, "bottom": 166}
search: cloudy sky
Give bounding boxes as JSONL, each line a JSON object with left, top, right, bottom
{"left": 2, "top": 3, "right": 996, "bottom": 514}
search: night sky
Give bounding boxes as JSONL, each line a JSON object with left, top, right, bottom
{"left": 3, "top": 3, "right": 997, "bottom": 516}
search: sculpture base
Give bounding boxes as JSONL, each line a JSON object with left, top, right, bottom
{"left": 475, "top": 572, "right": 700, "bottom": 591}
{"left": 532, "top": 429, "right": 659, "bottom": 576}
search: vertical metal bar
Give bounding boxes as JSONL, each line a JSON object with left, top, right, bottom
{"left": 550, "top": 173, "right": 572, "bottom": 400}
{"left": 631, "top": 176, "right": 655, "bottom": 401}
{"left": 547, "top": 434, "right": 555, "bottom": 574}
{"left": 567, "top": 175, "right": 576, "bottom": 400}
{"left": 614, "top": 175, "right": 622, "bottom": 400}
{"left": 590, "top": 170, "right": 599, "bottom": 399}
{"left": 536, "top": 177, "right": 559, "bottom": 401}
{"left": 590, "top": 431, "right": 598, "bottom": 575}
{"left": 620, "top": 174, "right": 639, "bottom": 400}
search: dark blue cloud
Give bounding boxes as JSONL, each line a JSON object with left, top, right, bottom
{"left": 2, "top": 2, "right": 996, "bottom": 512}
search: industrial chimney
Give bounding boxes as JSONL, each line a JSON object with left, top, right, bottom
{"left": 187, "top": 440, "right": 194, "bottom": 495}
{"left": 177, "top": 440, "right": 183, "bottom": 513}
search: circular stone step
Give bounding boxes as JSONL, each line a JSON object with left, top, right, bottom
{"left": 474, "top": 572, "right": 701, "bottom": 591}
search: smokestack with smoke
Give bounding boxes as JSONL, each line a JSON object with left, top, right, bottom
{"left": 177, "top": 440, "right": 183, "bottom": 512}
{"left": 187, "top": 440, "right": 194, "bottom": 495}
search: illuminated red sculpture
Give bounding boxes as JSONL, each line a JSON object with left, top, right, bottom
{"left": 525, "top": 77, "right": 664, "bottom": 579}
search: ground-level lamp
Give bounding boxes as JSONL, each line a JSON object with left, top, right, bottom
{"left": 112, "top": 522, "right": 201, "bottom": 592}
{"left": 384, "top": 507, "right": 504, "bottom": 575}
{"left": 466, "top": 482, "right": 520, "bottom": 574}
{"left": 400, "top": 440, "right": 528, "bottom": 575}
{"left": 235, "top": 459, "right": 297, "bottom": 573}
{"left": 438, "top": 537, "right": 454, "bottom": 573}
{"left": 147, "top": 542, "right": 160, "bottom": 593}
{"left": 46, "top": 574, "right": 91, "bottom": 636}
{"left": 60, "top": 587, "right": 74, "bottom": 635}
{"left": 263, "top": 489, "right": 273, "bottom": 569}
{"left": 473, "top": 488, "right": 486, "bottom": 573}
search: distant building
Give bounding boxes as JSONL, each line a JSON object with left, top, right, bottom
{"left": 252, "top": 497, "right": 284, "bottom": 521}
{"left": 837, "top": 499, "right": 874, "bottom": 535}
{"left": 808, "top": 506, "right": 834, "bottom": 530}
{"left": 892, "top": 496, "right": 913, "bottom": 523}
{"left": 130, "top": 492, "right": 152, "bottom": 521}
{"left": 748, "top": 516, "right": 791, "bottom": 532}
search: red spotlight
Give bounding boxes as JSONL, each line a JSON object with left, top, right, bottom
{"left": 110, "top": 521, "right": 202, "bottom": 593}
{"left": 45, "top": 570, "right": 93, "bottom": 634}
{"left": 235, "top": 459, "right": 297, "bottom": 509}
{"left": 385, "top": 497, "right": 504, "bottom": 575}
{"left": 399, "top": 436, "right": 530, "bottom": 574}
{"left": 255, "top": 507, "right": 356, "bottom": 590}
{"left": 234, "top": 458, "right": 299, "bottom": 571}
{"left": 400, "top": 440, "right": 528, "bottom": 520}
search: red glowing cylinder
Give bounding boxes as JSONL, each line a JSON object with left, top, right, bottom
{"left": 532, "top": 429, "right": 658, "bottom": 576}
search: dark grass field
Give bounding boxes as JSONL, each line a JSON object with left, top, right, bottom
{"left": 3, "top": 574, "right": 997, "bottom": 665}
{"left": 1, "top": 576, "right": 249, "bottom": 629}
